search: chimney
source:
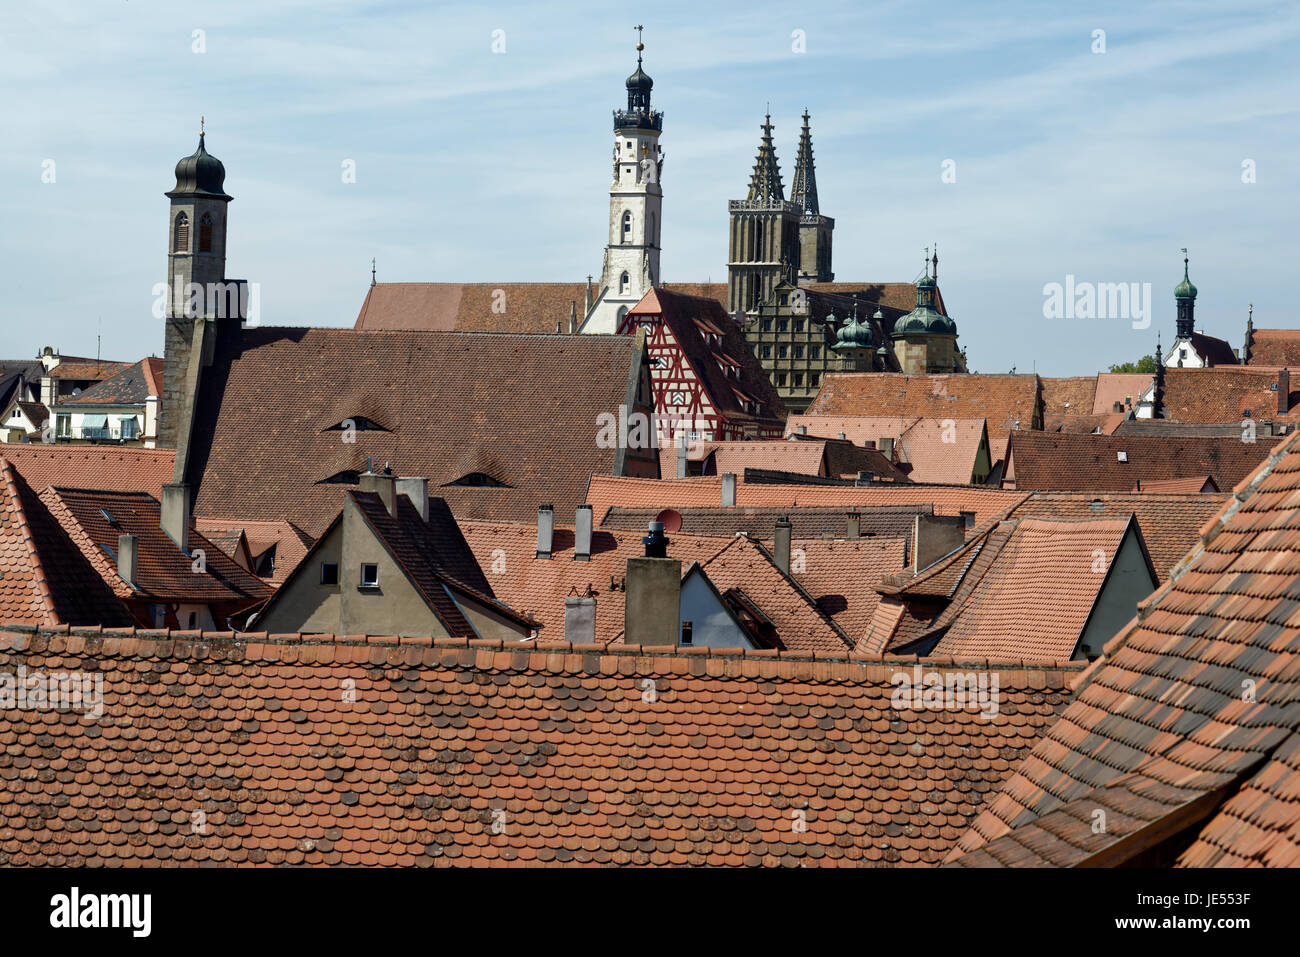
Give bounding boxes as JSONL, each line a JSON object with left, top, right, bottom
{"left": 117, "top": 533, "right": 138, "bottom": 584}
{"left": 797, "top": 424, "right": 807, "bottom": 435}
{"left": 536, "top": 505, "right": 554, "bottom": 558}
{"left": 721, "top": 472, "right": 737, "bottom": 507}
{"left": 584, "top": 275, "right": 593, "bottom": 313}
{"left": 569, "top": 301, "right": 578, "bottom": 334}
{"left": 574, "top": 505, "right": 593, "bottom": 561}
{"left": 396, "top": 476, "right": 428, "bottom": 522}
{"left": 565, "top": 595, "right": 596, "bottom": 643}
{"left": 160, "top": 482, "right": 190, "bottom": 551}
{"left": 773, "top": 515, "right": 791, "bottom": 573}
{"left": 878, "top": 436, "right": 895, "bottom": 460}
{"left": 846, "top": 511, "right": 860, "bottom": 539}
{"left": 359, "top": 464, "right": 396, "bottom": 516}
{"left": 624, "top": 522, "right": 680, "bottom": 646}
{"left": 676, "top": 434, "right": 688, "bottom": 478}
{"left": 1280, "top": 369, "right": 1290, "bottom": 415}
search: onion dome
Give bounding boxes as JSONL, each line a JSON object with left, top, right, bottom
{"left": 894, "top": 274, "right": 956, "bottom": 337}
{"left": 833, "top": 310, "right": 875, "bottom": 351}
{"left": 167, "top": 127, "right": 231, "bottom": 200}
{"left": 1174, "top": 255, "right": 1197, "bottom": 300}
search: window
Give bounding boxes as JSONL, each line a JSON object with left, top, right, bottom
{"left": 359, "top": 563, "right": 379, "bottom": 588}
{"left": 625, "top": 140, "right": 633, "bottom": 150}
{"left": 680, "top": 621, "right": 694, "bottom": 645}
{"left": 777, "top": 319, "right": 788, "bottom": 333}
{"left": 173, "top": 212, "right": 189, "bottom": 252}
{"left": 619, "top": 271, "right": 630, "bottom": 295}
{"left": 316, "top": 470, "right": 360, "bottom": 485}
{"left": 444, "top": 472, "right": 508, "bottom": 488}
{"left": 56, "top": 415, "right": 71, "bottom": 437}
{"left": 794, "top": 319, "right": 805, "bottom": 333}
{"left": 810, "top": 373, "right": 819, "bottom": 387}
{"left": 120, "top": 417, "right": 140, "bottom": 440}
{"left": 187, "top": 611, "right": 197, "bottom": 629}
{"left": 778, "top": 345, "right": 788, "bottom": 359}
{"left": 621, "top": 212, "right": 632, "bottom": 244}
{"left": 794, "top": 345, "right": 804, "bottom": 359}
{"left": 794, "top": 373, "right": 804, "bottom": 388}
{"left": 779, "top": 294, "right": 788, "bottom": 306}
{"left": 198, "top": 212, "right": 214, "bottom": 253}
{"left": 761, "top": 345, "right": 771, "bottom": 359}
{"left": 810, "top": 346, "right": 821, "bottom": 359}
{"left": 776, "top": 373, "right": 787, "bottom": 387}
{"left": 761, "top": 319, "right": 773, "bottom": 332}
{"left": 320, "top": 562, "right": 339, "bottom": 586}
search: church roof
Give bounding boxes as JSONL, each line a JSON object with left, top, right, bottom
{"left": 790, "top": 110, "right": 820, "bottom": 216}
{"left": 745, "top": 114, "right": 785, "bottom": 204}
{"left": 354, "top": 282, "right": 591, "bottom": 333}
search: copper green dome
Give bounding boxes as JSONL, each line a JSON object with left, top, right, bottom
{"left": 1174, "top": 257, "right": 1197, "bottom": 300}
{"left": 832, "top": 311, "right": 875, "bottom": 351}
{"left": 894, "top": 274, "right": 956, "bottom": 337}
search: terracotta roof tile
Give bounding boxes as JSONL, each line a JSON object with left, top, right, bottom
{"left": 61, "top": 357, "right": 163, "bottom": 406}
{"left": 1040, "top": 377, "right": 1097, "bottom": 416}
{"left": 785, "top": 415, "right": 989, "bottom": 485}
{"left": 0, "top": 445, "right": 174, "bottom": 498}
{"left": 0, "top": 626, "right": 1080, "bottom": 867}
{"left": 1092, "top": 373, "right": 1152, "bottom": 415}
{"left": 354, "top": 282, "right": 593, "bottom": 333}
{"left": 1161, "top": 366, "right": 1296, "bottom": 423}
{"left": 1246, "top": 328, "right": 1300, "bottom": 368}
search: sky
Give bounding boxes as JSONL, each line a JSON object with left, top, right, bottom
{"left": 2, "top": 0, "right": 1297, "bottom": 375}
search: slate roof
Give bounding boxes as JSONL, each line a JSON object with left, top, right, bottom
{"left": 61, "top": 357, "right": 162, "bottom": 406}
{"left": 0, "top": 460, "right": 133, "bottom": 627}
{"left": 924, "top": 518, "right": 1143, "bottom": 662}
{"left": 806, "top": 374, "right": 1041, "bottom": 448}
{"left": 1161, "top": 366, "right": 1297, "bottom": 423}
{"left": 185, "top": 328, "right": 650, "bottom": 535}
{"left": 47, "top": 359, "right": 130, "bottom": 381}
{"left": 39, "top": 486, "right": 272, "bottom": 607}
{"left": 1246, "top": 328, "right": 1300, "bottom": 367}
{"left": 354, "top": 282, "right": 592, "bottom": 334}
{"left": 945, "top": 430, "right": 1300, "bottom": 867}
{"left": 0, "top": 446, "right": 175, "bottom": 499}
{"left": 1004, "top": 431, "right": 1281, "bottom": 492}
{"left": 585, "top": 474, "right": 1026, "bottom": 527}
{"left": 626, "top": 287, "right": 786, "bottom": 430}
{"left": 0, "top": 626, "right": 1081, "bottom": 866}
{"left": 786, "top": 415, "right": 989, "bottom": 485}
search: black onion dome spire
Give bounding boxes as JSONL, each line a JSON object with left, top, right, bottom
{"left": 625, "top": 26, "right": 653, "bottom": 112}
{"left": 167, "top": 121, "right": 231, "bottom": 199}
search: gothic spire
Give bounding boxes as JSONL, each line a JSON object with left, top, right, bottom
{"left": 790, "top": 109, "right": 819, "bottom": 215}
{"left": 746, "top": 114, "right": 784, "bottom": 204}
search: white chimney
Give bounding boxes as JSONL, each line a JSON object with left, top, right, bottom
{"left": 721, "top": 472, "right": 737, "bottom": 507}
{"left": 536, "top": 505, "right": 554, "bottom": 558}
{"left": 574, "top": 505, "right": 593, "bottom": 561}
{"left": 396, "top": 476, "right": 429, "bottom": 522}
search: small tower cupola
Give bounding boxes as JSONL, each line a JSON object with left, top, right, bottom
{"left": 625, "top": 28, "right": 653, "bottom": 113}
{"left": 167, "top": 124, "right": 231, "bottom": 201}
{"left": 1174, "top": 248, "right": 1197, "bottom": 339}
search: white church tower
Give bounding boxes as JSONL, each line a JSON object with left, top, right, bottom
{"left": 581, "top": 28, "right": 663, "bottom": 334}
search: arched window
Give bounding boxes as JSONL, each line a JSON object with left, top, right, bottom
{"left": 619, "top": 271, "right": 630, "bottom": 296}
{"left": 173, "top": 212, "right": 189, "bottom": 253}
{"left": 617, "top": 306, "right": 629, "bottom": 328}
{"left": 621, "top": 211, "right": 633, "bottom": 244}
{"left": 198, "top": 212, "right": 214, "bottom": 253}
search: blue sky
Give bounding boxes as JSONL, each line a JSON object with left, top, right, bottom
{"left": 3, "top": 0, "right": 1296, "bottom": 374}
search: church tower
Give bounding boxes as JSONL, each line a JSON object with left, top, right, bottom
{"left": 728, "top": 115, "right": 800, "bottom": 314}
{"left": 584, "top": 30, "right": 664, "bottom": 334}
{"left": 160, "top": 123, "right": 233, "bottom": 450}
{"left": 791, "top": 110, "right": 833, "bottom": 283}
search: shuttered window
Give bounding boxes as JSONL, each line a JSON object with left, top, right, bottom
{"left": 198, "top": 212, "right": 213, "bottom": 253}
{"left": 173, "top": 213, "right": 189, "bottom": 252}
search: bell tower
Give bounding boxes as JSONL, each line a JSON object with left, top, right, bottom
{"left": 584, "top": 28, "right": 664, "bottom": 334}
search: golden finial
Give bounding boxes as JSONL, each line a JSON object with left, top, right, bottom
{"left": 635, "top": 25, "right": 644, "bottom": 52}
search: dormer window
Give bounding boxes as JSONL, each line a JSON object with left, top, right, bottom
{"left": 443, "top": 472, "right": 509, "bottom": 488}
{"left": 323, "top": 416, "right": 389, "bottom": 433}
{"left": 316, "top": 470, "right": 360, "bottom": 485}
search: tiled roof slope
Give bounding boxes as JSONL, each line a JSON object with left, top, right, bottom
{"left": 586, "top": 474, "right": 1026, "bottom": 527}
{"left": 0, "top": 627, "right": 1081, "bottom": 867}
{"left": 1160, "top": 367, "right": 1297, "bottom": 423}
{"left": 927, "top": 518, "right": 1136, "bottom": 661}
{"left": 945, "top": 430, "right": 1300, "bottom": 867}
{"left": 786, "top": 415, "right": 989, "bottom": 485}
{"left": 0, "top": 446, "right": 174, "bottom": 498}
{"left": 601, "top": 504, "right": 930, "bottom": 546}
{"left": 40, "top": 487, "right": 272, "bottom": 606}
{"left": 1246, "top": 328, "right": 1300, "bottom": 367}
{"left": 0, "top": 461, "right": 133, "bottom": 627}
{"left": 1188, "top": 331, "right": 1239, "bottom": 366}
{"left": 629, "top": 288, "right": 786, "bottom": 429}
{"left": 354, "top": 282, "right": 591, "bottom": 334}
{"left": 48, "top": 360, "right": 130, "bottom": 380}
{"left": 806, "top": 374, "right": 1041, "bottom": 445}
{"left": 1005, "top": 431, "right": 1280, "bottom": 492}
{"left": 659, "top": 438, "right": 907, "bottom": 482}
{"left": 1092, "top": 373, "right": 1152, "bottom": 414}
{"left": 186, "top": 328, "right": 648, "bottom": 535}
{"left": 791, "top": 537, "right": 907, "bottom": 646}
{"left": 459, "top": 521, "right": 848, "bottom": 652}
{"left": 62, "top": 357, "right": 163, "bottom": 405}
{"left": 1040, "top": 377, "right": 1096, "bottom": 416}
{"left": 193, "top": 518, "right": 314, "bottom": 583}
{"left": 1007, "top": 492, "right": 1228, "bottom": 580}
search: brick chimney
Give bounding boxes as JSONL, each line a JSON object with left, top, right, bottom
{"left": 396, "top": 476, "right": 428, "bottom": 522}
{"left": 117, "top": 533, "right": 138, "bottom": 585}
{"left": 574, "top": 505, "right": 593, "bottom": 561}
{"left": 359, "top": 464, "right": 396, "bottom": 516}
{"left": 1279, "top": 368, "right": 1290, "bottom": 415}
{"left": 773, "top": 515, "right": 791, "bottom": 573}
{"left": 536, "top": 505, "right": 554, "bottom": 559}
{"left": 624, "top": 522, "right": 680, "bottom": 646}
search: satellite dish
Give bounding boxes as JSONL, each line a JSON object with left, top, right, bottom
{"left": 654, "top": 508, "right": 682, "bottom": 533}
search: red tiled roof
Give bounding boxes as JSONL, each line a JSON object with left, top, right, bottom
{"left": 1188, "top": 331, "right": 1239, "bottom": 366}
{"left": 0, "top": 626, "right": 1080, "bottom": 866}
{"left": 354, "top": 282, "right": 592, "bottom": 333}
{"left": 1135, "top": 475, "right": 1218, "bottom": 493}
{"left": 47, "top": 360, "right": 130, "bottom": 380}
{"left": 945, "top": 430, "right": 1300, "bottom": 867}
{"left": 39, "top": 487, "right": 272, "bottom": 607}
{"left": 1092, "top": 373, "right": 1152, "bottom": 414}
{"left": 0, "top": 446, "right": 174, "bottom": 498}
{"left": 786, "top": 415, "right": 990, "bottom": 485}
{"left": 1246, "top": 328, "right": 1300, "bottom": 367}
{"left": 1160, "top": 366, "right": 1296, "bottom": 422}
{"left": 1004, "top": 430, "right": 1282, "bottom": 492}
{"left": 791, "top": 537, "right": 907, "bottom": 647}
{"left": 0, "top": 461, "right": 133, "bottom": 627}
{"left": 193, "top": 518, "right": 314, "bottom": 583}
{"left": 927, "top": 518, "right": 1139, "bottom": 661}
{"left": 585, "top": 474, "right": 1026, "bottom": 527}
{"left": 186, "top": 328, "right": 651, "bottom": 534}
{"left": 659, "top": 437, "right": 907, "bottom": 482}
{"left": 1040, "top": 376, "right": 1096, "bottom": 416}
{"left": 807, "top": 374, "right": 1041, "bottom": 446}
